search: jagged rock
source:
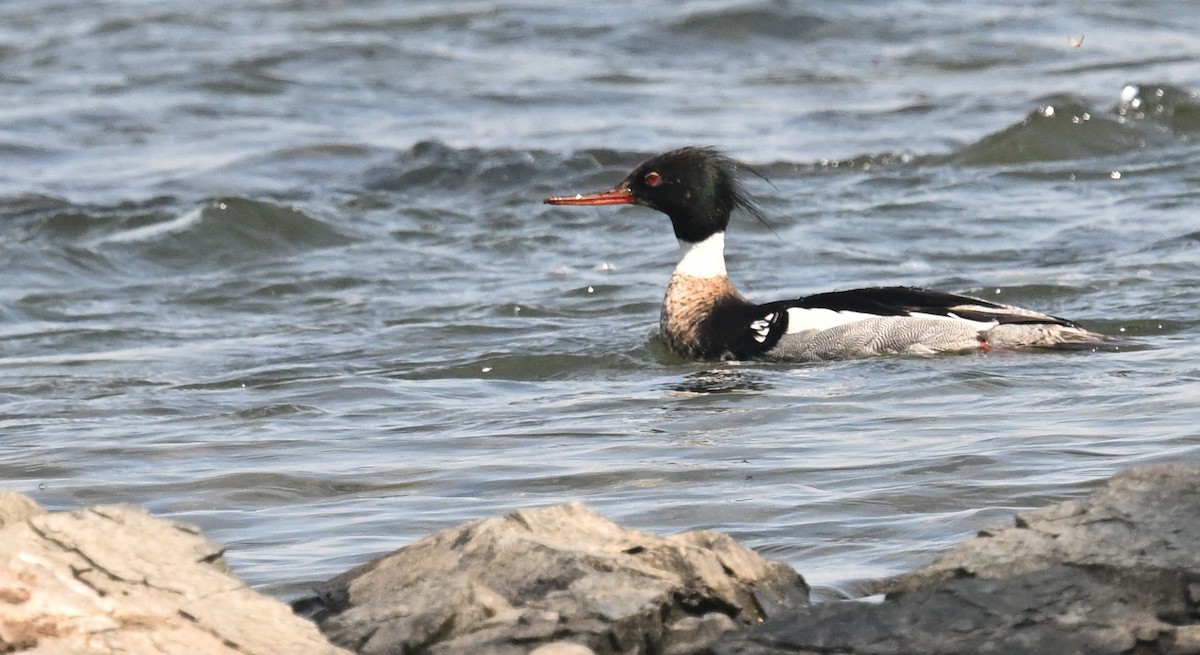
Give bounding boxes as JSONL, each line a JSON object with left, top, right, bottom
{"left": 0, "top": 493, "right": 350, "bottom": 655}
{"left": 707, "top": 463, "right": 1200, "bottom": 655}
{"left": 707, "top": 565, "right": 1200, "bottom": 655}
{"left": 300, "top": 502, "right": 809, "bottom": 655}
{"left": 882, "top": 462, "right": 1200, "bottom": 593}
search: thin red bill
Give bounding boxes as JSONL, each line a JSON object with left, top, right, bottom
{"left": 543, "top": 185, "right": 633, "bottom": 206}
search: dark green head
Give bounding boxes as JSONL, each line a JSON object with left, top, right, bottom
{"left": 545, "top": 147, "right": 768, "bottom": 243}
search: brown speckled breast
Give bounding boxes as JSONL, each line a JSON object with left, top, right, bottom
{"left": 659, "top": 274, "right": 745, "bottom": 358}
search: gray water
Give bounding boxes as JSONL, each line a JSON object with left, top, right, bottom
{"left": 2, "top": 2, "right": 1199, "bottom": 602}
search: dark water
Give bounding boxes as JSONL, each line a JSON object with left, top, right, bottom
{"left": 2, "top": 2, "right": 1199, "bottom": 601}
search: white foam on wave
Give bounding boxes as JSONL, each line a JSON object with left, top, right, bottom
{"left": 99, "top": 207, "right": 205, "bottom": 244}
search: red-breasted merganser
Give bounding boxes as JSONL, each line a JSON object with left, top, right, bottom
{"left": 544, "top": 147, "right": 1105, "bottom": 362}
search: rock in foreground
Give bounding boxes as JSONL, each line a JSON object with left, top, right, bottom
{"left": 0, "top": 492, "right": 349, "bottom": 655}
{"left": 707, "top": 463, "right": 1200, "bottom": 655}
{"left": 299, "top": 502, "right": 809, "bottom": 655}
{"left": 883, "top": 462, "right": 1200, "bottom": 592}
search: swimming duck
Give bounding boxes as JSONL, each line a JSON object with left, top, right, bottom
{"left": 544, "top": 147, "right": 1103, "bottom": 361}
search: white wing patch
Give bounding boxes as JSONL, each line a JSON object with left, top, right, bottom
{"left": 784, "top": 308, "right": 874, "bottom": 333}
{"left": 922, "top": 311, "right": 999, "bottom": 328}
{"left": 784, "top": 307, "right": 998, "bottom": 334}
{"left": 750, "top": 312, "right": 776, "bottom": 342}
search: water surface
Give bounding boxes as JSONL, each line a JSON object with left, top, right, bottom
{"left": 1, "top": 1, "right": 1199, "bottom": 601}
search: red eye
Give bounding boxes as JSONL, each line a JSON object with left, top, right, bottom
{"left": 644, "top": 172, "right": 662, "bottom": 187}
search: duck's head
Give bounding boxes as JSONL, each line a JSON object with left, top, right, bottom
{"left": 544, "top": 147, "right": 767, "bottom": 243}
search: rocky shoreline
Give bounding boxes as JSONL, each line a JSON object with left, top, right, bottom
{"left": 2, "top": 463, "right": 1197, "bottom": 654}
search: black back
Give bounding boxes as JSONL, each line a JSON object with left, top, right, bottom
{"left": 777, "top": 286, "right": 1082, "bottom": 328}
{"left": 696, "top": 286, "right": 1082, "bottom": 360}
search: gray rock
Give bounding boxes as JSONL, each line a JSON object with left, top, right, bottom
{"left": 883, "top": 462, "right": 1200, "bottom": 594}
{"left": 708, "top": 565, "right": 1200, "bottom": 655}
{"left": 301, "top": 502, "right": 809, "bottom": 655}
{"left": 708, "top": 462, "right": 1200, "bottom": 655}
{"left": 0, "top": 493, "right": 350, "bottom": 655}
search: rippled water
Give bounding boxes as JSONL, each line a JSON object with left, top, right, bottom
{"left": 2, "top": 2, "right": 1199, "bottom": 602}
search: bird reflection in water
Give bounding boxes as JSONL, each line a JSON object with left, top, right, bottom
{"left": 668, "top": 368, "right": 772, "bottom": 394}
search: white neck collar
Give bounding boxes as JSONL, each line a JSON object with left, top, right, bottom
{"left": 673, "top": 232, "right": 727, "bottom": 278}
